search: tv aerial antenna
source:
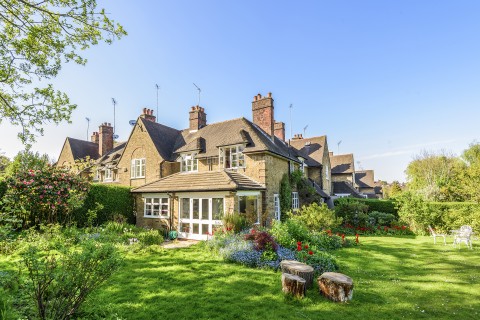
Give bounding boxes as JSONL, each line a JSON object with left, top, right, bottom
{"left": 193, "top": 83, "right": 201, "bottom": 106}
{"left": 303, "top": 125, "right": 308, "bottom": 137}
{"left": 337, "top": 140, "right": 342, "bottom": 154}
{"left": 357, "top": 160, "right": 363, "bottom": 171}
{"left": 155, "top": 84, "right": 160, "bottom": 117}
{"left": 111, "top": 98, "right": 117, "bottom": 135}
{"left": 85, "top": 117, "right": 90, "bottom": 140}
{"left": 289, "top": 104, "right": 293, "bottom": 140}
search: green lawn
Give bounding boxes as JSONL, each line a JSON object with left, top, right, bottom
{"left": 1, "top": 236, "right": 478, "bottom": 319}
{"left": 74, "top": 236, "right": 480, "bottom": 320}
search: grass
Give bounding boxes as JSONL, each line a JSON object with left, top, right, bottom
{"left": 78, "top": 236, "right": 480, "bottom": 320}
{"left": 2, "top": 236, "right": 479, "bottom": 319}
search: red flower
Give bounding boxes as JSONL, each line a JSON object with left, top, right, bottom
{"left": 304, "top": 244, "right": 309, "bottom": 249}
{"left": 297, "top": 241, "right": 301, "bottom": 245}
{"left": 355, "top": 234, "right": 359, "bottom": 244}
{"left": 251, "top": 229, "right": 256, "bottom": 234}
{"left": 308, "top": 250, "right": 313, "bottom": 255}
{"left": 297, "top": 245, "right": 302, "bottom": 251}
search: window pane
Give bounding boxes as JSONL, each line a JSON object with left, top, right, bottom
{"left": 202, "top": 224, "right": 209, "bottom": 235}
{"left": 192, "top": 199, "right": 199, "bottom": 219}
{"left": 201, "top": 199, "right": 209, "bottom": 220}
{"left": 239, "top": 196, "right": 246, "bottom": 214}
{"left": 181, "top": 223, "right": 190, "bottom": 233}
{"left": 181, "top": 198, "right": 190, "bottom": 219}
{"left": 212, "top": 198, "right": 224, "bottom": 220}
{"left": 193, "top": 223, "right": 199, "bottom": 234}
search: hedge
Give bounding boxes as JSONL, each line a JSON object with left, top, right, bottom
{"left": 333, "top": 198, "right": 397, "bottom": 216}
{"left": 428, "top": 202, "right": 480, "bottom": 233}
{"left": 72, "top": 184, "right": 135, "bottom": 226}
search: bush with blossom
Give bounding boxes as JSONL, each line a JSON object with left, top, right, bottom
{"left": 2, "top": 166, "right": 89, "bottom": 228}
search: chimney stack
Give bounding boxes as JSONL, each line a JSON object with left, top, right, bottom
{"left": 252, "top": 92, "right": 275, "bottom": 140}
{"left": 189, "top": 106, "right": 207, "bottom": 131}
{"left": 292, "top": 133, "right": 304, "bottom": 140}
{"left": 99, "top": 123, "right": 113, "bottom": 156}
{"left": 140, "top": 108, "right": 156, "bottom": 122}
{"left": 274, "top": 121, "right": 285, "bottom": 142}
{"left": 90, "top": 131, "right": 99, "bottom": 144}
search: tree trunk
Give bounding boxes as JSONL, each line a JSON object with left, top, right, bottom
{"left": 281, "top": 273, "right": 306, "bottom": 298}
{"left": 317, "top": 272, "right": 354, "bottom": 302}
{"left": 280, "top": 260, "right": 315, "bottom": 289}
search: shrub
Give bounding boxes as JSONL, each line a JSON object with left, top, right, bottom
{"left": 244, "top": 230, "right": 278, "bottom": 252}
{"left": 334, "top": 198, "right": 397, "bottom": 216}
{"left": 72, "top": 184, "right": 135, "bottom": 226}
{"left": 308, "top": 231, "right": 343, "bottom": 251}
{"left": 334, "top": 198, "right": 369, "bottom": 227}
{"left": 279, "top": 173, "right": 292, "bottom": 221}
{"left": 222, "top": 214, "right": 248, "bottom": 233}
{"left": 21, "top": 240, "right": 122, "bottom": 320}
{"left": 295, "top": 241, "right": 338, "bottom": 274}
{"left": 289, "top": 202, "right": 342, "bottom": 231}
{"left": 367, "top": 211, "right": 396, "bottom": 227}
{"left": 2, "top": 166, "right": 89, "bottom": 228}
{"left": 137, "top": 229, "right": 164, "bottom": 246}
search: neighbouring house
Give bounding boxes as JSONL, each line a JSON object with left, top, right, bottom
{"left": 374, "top": 181, "right": 384, "bottom": 199}
{"left": 355, "top": 170, "right": 377, "bottom": 198}
{"left": 131, "top": 93, "right": 311, "bottom": 239}
{"left": 329, "top": 152, "right": 363, "bottom": 198}
{"left": 289, "top": 134, "right": 333, "bottom": 206}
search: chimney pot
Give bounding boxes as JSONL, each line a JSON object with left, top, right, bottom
{"left": 139, "top": 107, "right": 156, "bottom": 122}
{"left": 268, "top": 92, "right": 272, "bottom": 98}
{"left": 143, "top": 108, "right": 147, "bottom": 114}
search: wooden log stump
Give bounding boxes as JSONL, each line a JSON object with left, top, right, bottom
{"left": 317, "top": 272, "right": 354, "bottom": 302}
{"left": 281, "top": 273, "right": 306, "bottom": 298}
{"left": 280, "top": 260, "right": 314, "bottom": 289}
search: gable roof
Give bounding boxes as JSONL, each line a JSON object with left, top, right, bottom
{"left": 140, "top": 117, "right": 182, "bottom": 162}
{"left": 355, "top": 170, "right": 375, "bottom": 188}
{"left": 131, "top": 170, "right": 265, "bottom": 193}
{"left": 173, "top": 117, "right": 298, "bottom": 162}
{"left": 289, "top": 136, "right": 327, "bottom": 167}
{"left": 332, "top": 181, "right": 364, "bottom": 198}
{"left": 96, "top": 142, "right": 127, "bottom": 168}
{"left": 330, "top": 153, "right": 355, "bottom": 174}
{"left": 67, "top": 137, "right": 99, "bottom": 160}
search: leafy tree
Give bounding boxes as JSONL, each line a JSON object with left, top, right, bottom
{"left": 0, "top": 153, "right": 10, "bottom": 176}
{"left": 279, "top": 173, "right": 292, "bottom": 221}
{"left": 4, "top": 150, "right": 50, "bottom": 176}
{"left": 405, "top": 150, "right": 465, "bottom": 201}
{"left": 0, "top": 0, "right": 126, "bottom": 146}
{"left": 460, "top": 142, "right": 480, "bottom": 203}
{"left": 288, "top": 202, "right": 342, "bottom": 231}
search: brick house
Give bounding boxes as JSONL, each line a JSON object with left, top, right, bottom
{"left": 329, "top": 152, "right": 364, "bottom": 198}
{"left": 355, "top": 170, "right": 377, "bottom": 198}
{"left": 57, "top": 92, "right": 333, "bottom": 240}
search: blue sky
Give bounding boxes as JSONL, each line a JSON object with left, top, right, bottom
{"left": 1, "top": 0, "right": 479, "bottom": 182}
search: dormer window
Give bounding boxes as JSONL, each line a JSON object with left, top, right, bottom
{"left": 181, "top": 153, "right": 198, "bottom": 172}
{"left": 298, "top": 157, "right": 306, "bottom": 173}
{"left": 219, "top": 145, "right": 245, "bottom": 169}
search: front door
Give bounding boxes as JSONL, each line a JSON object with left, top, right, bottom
{"left": 178, "top": 197, "right": 224, "bottom": 240}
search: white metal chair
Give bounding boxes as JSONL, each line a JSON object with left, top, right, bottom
{"left": 428, "top": 225, "right": 446, "bottom": 245}
{"left": 453, "top": 225, "right": 473, "bottom": 249}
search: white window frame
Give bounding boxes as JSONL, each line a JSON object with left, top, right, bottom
{"left": 104, "top": 168, "right": 112, "bottom": 182}
{"left": 325, "top": 165, "right": 330, "bottom": 180}
{"left": 131, "top": 158, "right": 146, "bottom": 179}
{"left": 300, "top": 160, "right": 306, "bottom": 173}
{"left": 94, "top": 169, "right": 100, "bottom": 181}
{"left": 292, "top": 192, "right": 299, "bottom": 210}
{"left": 144, "top": 197, "right": 169, "bottom": 218}
{"left": 219, "top": 144, "right": 245, "bottom": 169}
{"left": 180, "top": 153, "right": 198, "bottom": 172}
{"left": 274, "top": 193, "right": 280, "bottom": 221}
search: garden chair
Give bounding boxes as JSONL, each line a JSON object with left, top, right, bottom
{"left": 453, "top": 225, "right": 473, "bottom": 249}
{"left": 428, "top": 225, "right": 446, "bottom": 245}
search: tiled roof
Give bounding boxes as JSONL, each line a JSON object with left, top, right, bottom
{"left": 67, "top": 137, "right": 99, "bottom": 160}
{"left": 355, "top": 170, "right": 375, "bottom": 188}
{"left": 289, "top": 136, "right": 327, "bottom": 167}
{"left": 332, "top": 181, "right": 364, "bottom": 198}
{"left": 140, "top": 117, "right": 182, "bottom": 162}
{"left": 330, "top": 153, "right": 355, "bottom": 174}
{"left": 174, "top": 118, "right": 298, "bottom": 162}
{"left": 132, "top": 170, "right": 265, "bottom": 193}
{"left": 96, "top": 142, "right": 127, "bottom": 168}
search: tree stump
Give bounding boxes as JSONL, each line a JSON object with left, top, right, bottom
{"left": 280, "top": 260, "right": 315, "bottom": 289}
{"left": 281, "top": 273, "right": 306, "bottom": 298}
{"left": 317, "top": 272, "right": 354, "bottom": 302}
